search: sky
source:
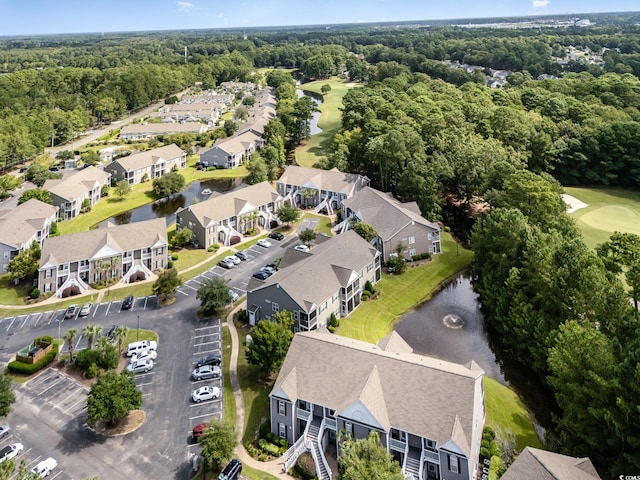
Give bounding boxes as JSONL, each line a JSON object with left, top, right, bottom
{"left": 0, "top": 0, "right": 638, "bottom": 36}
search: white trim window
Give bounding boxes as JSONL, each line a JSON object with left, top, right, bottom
{"left": 278, "top": 400, "right": 286, "bottom": 416}
{"left": 272, "top": 302, "right": 280, "bottom": 312}
{"left": 279, "top": 423, "right": 286, "bottom": 438}
{"left": 345, "top": 422, "right": 353, "bottom": 435}
{"left": 449, "top": 454, "right": 459, "bottom": 473}
{"left": 408, "top": 236, "right": 415, "bottom": 244}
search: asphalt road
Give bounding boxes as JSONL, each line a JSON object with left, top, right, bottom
{"left": 0, "top": 236, "right": 290, "bottom": 479}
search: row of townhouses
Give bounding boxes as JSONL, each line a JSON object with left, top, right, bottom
{"left": 199, "top": 87, "right": 277, "bottom": 169}
{"left": 104, "top": 143, "right": 187, "bottom": 186}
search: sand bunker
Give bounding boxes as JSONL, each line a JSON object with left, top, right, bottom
{"left": 562, "top": 194, "right": 588, "bottom": 214}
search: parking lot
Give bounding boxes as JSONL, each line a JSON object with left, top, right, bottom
{"left": 8, "top": 368, "right": 87, "bottom": 480}
{"left": 187, "top": 323, "right": 222, "bottom": 454}
{"left": 0, "top": 295, "right": 158, "bottom": 333}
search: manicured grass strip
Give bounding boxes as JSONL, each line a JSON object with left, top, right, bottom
{"left": 484, "top": 377, "right": 543, "bottom": 451}
{"left": 241, "top": 465, "right": 279, "bottom": 480}
{"left": 221, "top": 325, "right": 237, "bottom": 429}
{"left": 0, "top": 278, "right": 31, "bottom": 306}
{"left": 236, "top": 333, "right": 273, "bottom": 446}
{"left": 338, "top": 233, "right": 472, "bottom": 343}
{"left": 565, "top": 186, "right": 640, "bottom": 249}
{"left": 123, "top": 328, "right": 158, "bottom": 345}
{"left": 295, "top": 78, "right": 356, "bottom": 168}
{"left": 0, "top": 294, "right": 96, "bottom": 320}
{"left": 300, "top": 212, "right": 334, "bottom": 236}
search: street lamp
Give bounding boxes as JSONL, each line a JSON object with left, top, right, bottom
{"left": 137, "top": 315, "right": 140, "bottom": 341}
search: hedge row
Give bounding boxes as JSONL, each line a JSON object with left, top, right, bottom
{"left": 8, "top": 336, "right": 59, "bottom": 375}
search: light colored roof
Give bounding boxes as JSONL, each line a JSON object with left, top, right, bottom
{"left": 209, "top": 131, "right": 262, "bottom": 156}
{"left": 278, "top": 166, "right": 369, "bottom": 197}
{"left": 252, "top": 230, "right": 379, "bottom": 310}
{"left": 342, "top": 187, "right": 439, "bottom": 241}
{"left": 237, "top": 115, "right": 271, "bottom": 136}
{"left": 180, "top": 182, "right": 281, "bottom": 226}
{"left": 377, "top": 331, "right": 413, "bottom": 354}
{"left": 501, "top": 447, "right": 601, "bottom": 480}
{"left": 39, "top": 218, "right": 167, "bottom": 268}
{"left": 120, "top": 123, "right": 205, "bottom": 135}
{"left": 272, "top": 330, "right": 483, "bottom": 450}
{"left": 158, "top": 102, "right": 218, "bottom": 113}
{"left": 0, "top": 199, "right": 58, "bottom": 249}
{"left": 43, "top": 166, "right": 111, "bottom": 202}
{"left": 112, "top": 144, "right": 185, "bottom": 172}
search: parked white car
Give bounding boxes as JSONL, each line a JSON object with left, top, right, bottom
{"left": 229, "top": 289, "right": 239, "bottom": 303}
{"left": 192, "top": 385, "right": 221, "bottom": 403}
{"left": 126, "top": 359, "right": 154, "bottom": 374}
{"left": 257, "top": 239, "right": 272, "bottom": 248}
{"left": 224, "top": 255, "right": 241, "bottom": 265}
{"left": 126, "top": 340, "right": 157, "bottom": 357}
{"left": 31, "top": 457, "right": 57, "bottom": 478}
{"left": 293, "top": 244, "right": 310, "bottom": 252}
{"left": 0, "top": 443, "right": 23, "bottom": 464}
{"left": 130, "top": 349, "right": 157, "bottom": 363}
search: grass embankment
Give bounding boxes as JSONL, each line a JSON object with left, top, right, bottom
{"left": 339, "top": 233, "right": 472, "bottom": 343}
{"left": 484, "top": 377, "right": 543, "bottom": 451}
{"left": 295, "top": 78, "right": 355, "bottom": 168}
{"left": 565, "top": 187, "right": 640, "bottom": 249}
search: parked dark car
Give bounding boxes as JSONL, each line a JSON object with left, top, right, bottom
{"left": 122, "top": 296, "right": 134, "bottom": 310}
{"left": 252, "top": 271, "right": 270, "bottom": 280}
{"left": 218, "top": 459, "right": 242, "bottom": 480}
{"left": 106, "top": 325, "right": 118, "bottom": 340}
{"left": 197, "top": 354, "right": 222, "bottom": 367}
{"left": 268, "top": 231, "right": 284, "bottom": 241}
{"left": 234, "top": 251, "right": 248, "bottom": 261}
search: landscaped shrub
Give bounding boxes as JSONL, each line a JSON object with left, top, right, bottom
{"left": 61, "top": 285, "right": 81, "bottom": 298}
{"left": 329, "top": 313, "right": 340, "bottom": 328}
{"left": 362, "top": 291, "right": 371, "bottom": 301}
{"left": 412, "top": 254, "right": 421, "bottom": 262}
{"left": 420, "top": 252, "right": 431, "bottom": 260}
{"left": 171, "top": 253, "right": 179, "bottom": 261}
{"left": 328, "top": 325, "right": 335, "bottom": 333}
{"left": 364, "top": 280, "right": 375, "bottom": 294}
{"left": 293, "top": 452, "right": 316, "bottom": 480}
{"left": 28, "top": 286, "right": 40, "bottom": 300}
{"left": 245, "top": 228, "right": 257, "bottom": 236}
{"left": 74, "top": 345, "right": 118, "bottom": 373}
{"left": 86, "top": 363, "right": 98, "bottom": 378}
{"left": 259, "top": 420, "right": 271, "bottom": 439}
{"left": 258, "top": 439, "right": 287, "bottom": 457}
{"left": 167, "top": 260, "right": 174, "bottom": 269}
{"left": 8, "top": 338, "right": 58, "bottom": 375}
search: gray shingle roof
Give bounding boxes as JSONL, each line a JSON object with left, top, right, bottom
{"left": 272, "top": 330, "right": 483, "bottom": 449}
{"left": 277, "top": 166, "right": 369, "bottom": 197}
{"left": 112, "top": 144, "right": 185, "bottom": 171}
{"left": 180, "top": 181, "right": 282, "bottom": 226}
{"left": 501, "top": 447, "right": 601, "bottom": 480}
{"left": 43, "top": 166, "right": 110, "bottom": 202}
{"left": 120, "top": 123, "right": 205, "bottom": 135}
{"left": 0, "top": 199, "right": 58, "bottom": 249}
{"left": 210, "top": 131, "right": 262, "bottom": 156}
{"left": 253, "top": 230, "right": 378, "bottom": 310}
{"left": 39, "top": 218, "right": 167, "bottom": 268}
{"left": 342, "top": 187, "right": 439, "bottom": 241}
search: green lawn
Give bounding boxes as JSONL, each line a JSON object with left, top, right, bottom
{"left": 0, "top": 278, "right": 31, "bottom": 306}
{"left": 338, "top": 233, "right": 473, "bottom": 343}
{"left": 484, "top": 377, "right": 543, "bottom": 451}
{"left": 221, "top": 326, "right": 237, "bottom": 429}
{"left": 295, "top": 78, "right": 356, "bottom": 168}
{"left": 236, "top": 327, "right": 273, "bottom": 446}
{"left": 299, "top": 212, "right": 334, "bottom": 236}
{"left": 565, "top": 187, "right": 640, "bottom": 249}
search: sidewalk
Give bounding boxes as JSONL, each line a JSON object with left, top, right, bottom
{"left": 225, "top": 305, "right": 296, "bottom": 480}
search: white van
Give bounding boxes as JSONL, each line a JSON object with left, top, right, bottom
{"left": 126, "top": 340, "right": 157, "bottom": 357}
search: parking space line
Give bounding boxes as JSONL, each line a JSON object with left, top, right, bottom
{"left": 63, "top": 397, "right": 87, "bottom": 414}
{"left": 38, "top": 377, "right": 65, "bottom": 397}
{"left": 135, "top": 381, "right": 154, "bottom": 387}
{"left": 189, "top": 412, "right": 220, "bottom": 420}
{"left": 5, "top": 317, "right": 16, "bottom": 331}
{"left": 200, "top": 273, "right": 213, "bottom": 279}
{"left": 177, "top": 289, "right": 189, "bottom": 296}
{"left": 193, "top": 348, "right": 219, "bottom": 355}
{"left": 31, "top": 312, "right": 43, "bottom": 326}
{"left": 105, "top": 302, "right": 111, "bottom": 315}
{"left": 134, "top": 372, "right": 155, "bottom": 378}
{"left": 194, "top": 325, "right": 218, "bottom": 331}
{"left": 185, "top": 284, "right": 198, "bottom": 291}
{"left": 194, "top": 333, "right": 219, "bottom": 339}
{"left": 190, "top": 399, "right": 221, "bottom": 407}
{"left": 190, "top": 279, "right": 202, "bottom": 285}
{"left": 194, "top": 341, "right": 219, "bottom": 347}
{"left": 144, "top": 296, "right": 149, "bottom": 309}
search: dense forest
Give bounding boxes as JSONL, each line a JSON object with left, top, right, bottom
{"left": 1, "top": 16, "right": 640, "bottom": 478}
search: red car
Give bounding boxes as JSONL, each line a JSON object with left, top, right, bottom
{"left": 192, "top": 423, "right": 209, "bottom": 441}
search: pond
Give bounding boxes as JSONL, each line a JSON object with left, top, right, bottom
{"left": 102, "top": 177, "right": 243, "bottom": 227}
{"left": 297, "top": 88, "right": 322, "bottom": 135}
{"left": 394, "top": 273, "right": 556, "bottom": 435}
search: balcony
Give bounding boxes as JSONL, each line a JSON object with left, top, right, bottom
{"left": 297, "top": 408, "right": 311, "bottom": 421}
{"left": 324, "top": 417, "right": 336, "bottom": 430}
{"left": 423, "top": 449, "right": 439, "bottom": 462}
{"left": 390, "top": 438, "right": 407, "bottom": 452}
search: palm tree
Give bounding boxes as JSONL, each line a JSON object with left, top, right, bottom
{"left": 82, "top": 324, "right": 103, "bottom": 349}
{"left": 63, "top": 328, "right": 77, "bottom": 361}
{"left": 114, "top": 325, "right": 129, "bottom": 354}
{"left": 97, "top": 336, "right": 111, "bottom": 363}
